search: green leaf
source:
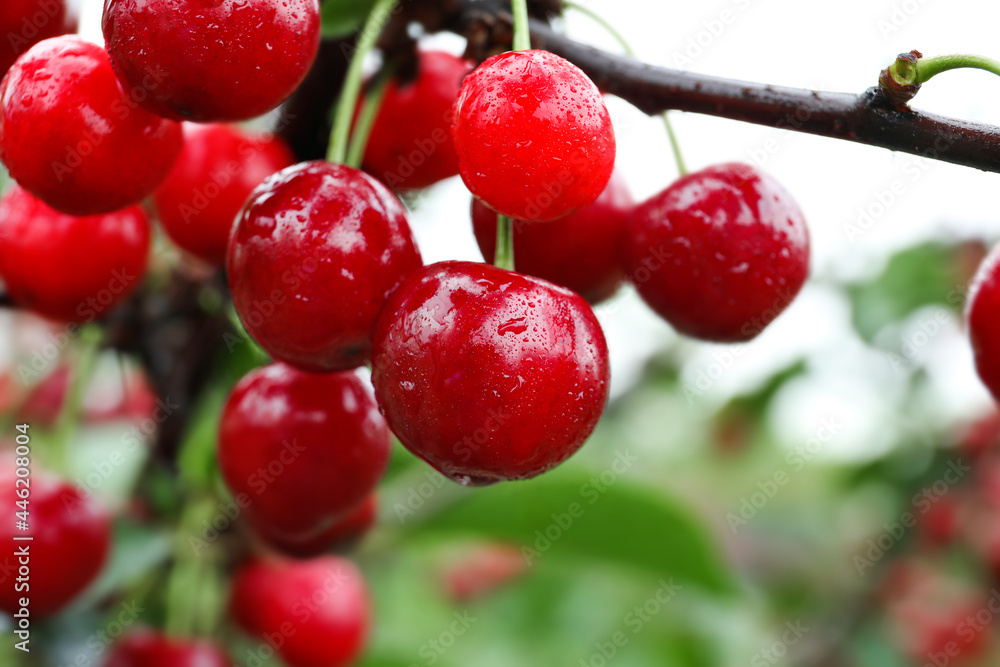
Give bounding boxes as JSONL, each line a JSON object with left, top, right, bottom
{"left": 322, "top": 0, "right": 377, "bottom": 38}
{"left": 405, "top": 467, "right": 735, "bottom": 595}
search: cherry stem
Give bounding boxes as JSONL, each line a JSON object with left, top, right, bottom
{"left": 52, "top": 325, "right": 102, "bottom": 469}
{"left": 893, "top": 53, "right": 1000, "bottom": 87}
{"left": 511, "top": 0, "right": 531, "bottom": 51}
{"left": 495, "top": 213, "right": 515, "bottom": 271}
{"left": 563, "top": 1, "right": 687, "bottom": 175}
{"left": 346, "top": 65, "right": 394, "bottom": 169}
{"left": 327, "top": 0, "right": 400, "bottom": 165}
{"left": 164, "top": 497, "right": 216, "bottom": 639}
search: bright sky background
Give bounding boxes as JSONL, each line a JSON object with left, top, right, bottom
{"left": 75, "top": 0, "right": 1000, "bottom": 461}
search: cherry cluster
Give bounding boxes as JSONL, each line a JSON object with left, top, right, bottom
{"left": 0, "top": 0, "right": 813, "bottom": 664}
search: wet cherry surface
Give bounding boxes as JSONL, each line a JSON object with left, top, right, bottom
{"left": 154, "top": 123, "right": 294, "bottom": 265}
{"left": 218, "top": 363, "right": 390, "bottom": 541}
{"left": 472, "top": 169, "right": 633, "bottom": 303}
{"left": 0, "top": 36, "right": 182, "bottom": 215}
{"left": 0, "top": 0, "right": 75, "bottom": 76}
{"left": 103, "top": 0, "right": 321, "bottom": 122}
{"left": 0, "top": 185, "right": 150, "bottom": 323}
{"left": 231, "top": 556, "right": 369, "bottom": 667}
{"left": 372, "top": 261, "right": 610, "bottom": 485}
{"left": 968, "top": 243, "right": 1000, "bottom": 401}
{"left": 227, "top": 161, "right": 423, "bottom": 372}
{"left": 452, "top": 49, "right": 616, "bottom": 221}
{"left": 621, "top": 162, "right": 810, "bottom": 342}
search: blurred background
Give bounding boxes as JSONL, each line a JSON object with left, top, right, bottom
{"left": 5, "top": 0, "right": 1000, "bottom": 665}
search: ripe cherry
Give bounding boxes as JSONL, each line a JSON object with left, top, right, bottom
{"left": 0, "top": 0, "right": 75, "bottom": 76}
{"left": 103, "top": 0, "right": 321, "bottom": 122}
{"left": 968, "top": 244, "right": 1000, "bottom": 402}
{"left": 0, "top": 469, "right": 111, "bottom": 617}
{"left": 18, "top": 361, "right": 155, "bottom": 427}
{"left": 472, "top": 169, "right": 632, "bottom": 303}
{"left": 372, "top": 261, "right": 610, "bottom": 485}
{"left": 363, "top": 50, "right": 471, "bottom": 190}
{"left": 0, "top": 185, "right": 149, "bottom": 323}
{"left": 153, "top": 124, "right": 294, "bottom": 266}
{"left": 230, "top": 555, "right": 369, "bottom": 667}
{"left": 260, "top": 495, "right": 377, "bottom": 558}
{"left": 0, "top": 36, "right": 182, "bottom": 215}
{"left": 227, "top": 161, "right": 423, "bottom": 372}
{"left": 452, "top": 49, "right": 615, "bottom": 221}
{"left": 218, "top": 363, "right": 390, "bottom": 542}
{"left": 621, "top": 163, "right": 809, "bottom": 342}
{"left": 106, "top": 630, "right": 231, "bottom": 667}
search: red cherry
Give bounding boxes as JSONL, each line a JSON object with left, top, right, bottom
{"left": 452, "top": 49, "right": 616, "bottom": 221}
{"left": 227, "top": 161, "right": 423, "bottom": 372}
{"left": 260, "top": 495, "right": 377, "bottom": 558}
{"left": 0, "top": 185, "right": 149, "bottom": 323}
{"left": 443, "top": 543, "right": 527, "bottom": 602}
{"left": 102, "top": 0, "right": 320, "bottom": 122}
{"left": 363, "top": 50, "right": 471, "bottom": 190}
{"left": 0, "top": 36, "right": 182, "bottom": 215}
{"left": 372, "top": 261, "right": 610, "bottom": 485}
{"left": 219, "top": 363, "right": 390, "bottom": 541}
{"left": 18, "top": 361, "right": 155, "bottom": 426}
{"left": 472, "top": 169, "right": 632, "bottom": 303}
{"left": 106, "top": 630, "right": 231, "bottom": 667}
{"left": 622, "top": 163, "right": 809, "bottom": 342}
{"left": 153, "top": 124, "right": 294, "bottom": 265}
{"left": 0, "top": 469, "right": 111, "bottom": 617}
{"left": 0, "top": 0, "right": 75, "bottom": 76}
{"left": 230, "top": 556, "right": 369, "bottom": 667}
{"left": 967, "top": 244, "right": 1000, "bottom": 402}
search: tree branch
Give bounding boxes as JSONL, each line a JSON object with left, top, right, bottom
{"left": 457, "top": 7, "right": 1000, "bottom": 173}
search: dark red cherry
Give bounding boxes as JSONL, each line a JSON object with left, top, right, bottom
{"left": 230, "top": 556, "right": 369, "bottom": 667}
{"left": 472, "top": 169, "right": 632, "bottom": 303}
{"left": 0, "top": 36, "right": 182, "bottom": 215}
{"left": 102, "top": 0, "right": 320, "bottom": 122}
{"left": 106, "top": 629, "right": 231, "bottom": 667}
{"left": 218, "top": 363, "right": 390, "bottom": 541}
{"left": 452, "top": 49, "right": 615, "bottom": 221}
{"left": 372, "top": 261, "right": 610, "bottom": 485}
{"left": 0, "top": 0, "right": 75, "bottom": 76}
{"left": 621, "top": 163, "right": 809, "bottom": 342}
{"left": 153, "top": 124, "right": 294, "bottom": 265}
{"left": 968, "top": 244, "right": 1000, "bottom": 402}
{"left": 0, "top": 468, "right": 111, "bottom": 617}
{"left": 227, "top": 161, "right": 423, "bottom": 372}
{"left": 0, "top": 185, "right": 149, "bottom": 323}
{"left": 363, "top": 50, "right": 471, "bottom": 190}
{"left": 259, "top": 495, "right": 377, "bottom": 558}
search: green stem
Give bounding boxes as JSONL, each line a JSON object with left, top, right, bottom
{"left": 495, "top": 214, "right": 515, "bottom": 271}
{"left": 564, "top": 1, "right": 688, "bottom": 175}
{"left": 512, "top": 0, "right": 531, "bottom": 51}
{"left": 327, "top": 0, "right": 400, "bottom": 165}
{"left": 915, "top": 54, "right": 1000, "bottom": 84}
{"left": 346, "top": 65, "right": 394, "bottom": 169}
{"left": 164, "top": 497, "right": 215, "bottom": 639}
{"left": 53, "top": 325, "right": 102, "bottom": 466}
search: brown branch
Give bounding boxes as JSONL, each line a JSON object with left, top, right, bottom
{"left": 450, "top": 4, "right": 1000, "bottom": 174}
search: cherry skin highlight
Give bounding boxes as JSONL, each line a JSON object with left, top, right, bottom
{"left": 968, "top": 243, "right": 1000, "bottom": 402}
{"left": 363, "top": 50, "right": 471, "bottom": 190}
{"left": 0, "top": 185, "right": 150, "bottom": 323}
{"left": 102, "top": 0, "right": 321, "bottom": 122}
{"left": 372, "top": 261, "right": 610, "bottom": 485}
{"left": 259, "top": 495, "right": 377, "bottom": 558}
{"left": 230, "top": 556, "right": 369, "bottom": 667}
{"left": 0, "top": 36, "right": 182, "bottom": 215}
{"left": 0, "top": 0, "right": 75, "bottom": 76}
{"left": 218, "top": 363, "right": 391, "bottom": 541}
{"left": 227, "top": 161, "right": 423, "bottom": 372}
{"left": 153, "top": 124, "right": 294, "bottom": 265}
{"left": 106, "top": 630, "right": 232, "bottom": 667}
{"left": 621, "top": 162, "right": 809, "bottom": 342}
{"left": 0, "top": 469, "right": 111, "bottom": 617}
{"left": 452, "top": 49, "right": 615, "bottom": 222}
{"left": 472, "top": 169, "right": 633, "bottom": 304}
